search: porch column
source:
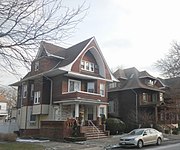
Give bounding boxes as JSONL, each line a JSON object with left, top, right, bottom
{"left": 59, "top": 103, "right": 62, "bottom": 120}
{"left": 97, "top": 105, "right": 101, "bottom": 125}
{"left": 75, "top": 103, "right": 79, "bottom": 118}
{"left": 97, "top": 105, "right": 101, "bottom": 117}
{"left": 93, "top": 105, "right": 97, "bottom": 120}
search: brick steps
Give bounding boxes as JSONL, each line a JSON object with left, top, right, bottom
{"left": 81, "top": 126, "right": 108, "bottom": 140}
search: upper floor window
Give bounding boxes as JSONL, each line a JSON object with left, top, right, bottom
{"left": 68, "top": 79, "right": 81, "bottom": 92}
{"left": 34, "top": 91, "right": 40, "bottom": 104}
{"left": 35, "top": 61, "right": 39, "bottom": 71}
{"left": 146, "top": 79, "right": 154, "bottom": 86}
{"left": 100, "top": 83, "right": 105, "bottom": 97}
{"left": 142, "top": 93, "right": 148, "bottom": 102}
{"left": 30, "top": 84, "right": 34, "bottom": 98}
{"left": 81, "top": 60, "right": 94, "bottom": 72}
{"left": 22, "top": 84, "right": 27, "bottom": 98}
{"left": 87, "top": 82, "right": 95, "bottom": 93}
{"left": 109, "top": 82, "right": 117, "bottom": 89}
{"left": 159, "top": 93, "right": 164, "bottom": 102}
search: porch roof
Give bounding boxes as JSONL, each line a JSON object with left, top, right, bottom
{"left": 53, "top": 99, "right": 108, "bottom": 105}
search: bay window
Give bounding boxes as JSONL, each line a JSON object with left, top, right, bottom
{"left": 69, "top": 79, "right": 81, "bottom": 92}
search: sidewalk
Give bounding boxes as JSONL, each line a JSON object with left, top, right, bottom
{"left": 36, "top": 134, "right": 180, "bottom": 150}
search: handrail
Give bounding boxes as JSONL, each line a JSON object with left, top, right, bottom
{"left": 88, "top": 120, "right": 100, "bottom": 139}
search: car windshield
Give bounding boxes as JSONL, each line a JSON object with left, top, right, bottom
{"left": 129, "top": 129, "right": 144, "bottom": 135}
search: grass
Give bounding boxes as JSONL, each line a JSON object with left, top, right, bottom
{"left": 0, "top": 142, "right": 44, "bottom": 150}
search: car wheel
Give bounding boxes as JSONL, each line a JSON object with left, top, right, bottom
{"left": 156, "top": 137, "right": 162, "bottom": 145}
{"left": 137, "top": 140, "right": 143, "bottom": 148}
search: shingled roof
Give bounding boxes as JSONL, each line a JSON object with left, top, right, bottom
{"left": 112, "top": 67, "right": 164, "bottom": 92}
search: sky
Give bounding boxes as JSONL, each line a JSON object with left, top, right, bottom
{"left": 2, "top": 0, "right": 180, "bottom": 85}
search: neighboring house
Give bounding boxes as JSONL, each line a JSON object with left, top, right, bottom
{"left": 108, "top": 67, "right": 168, "bottom": 130}
{"left": 159, "top": 77, "right": 180, "bottom": 127}
{"left": 11, "top": 37, "right": 116, "bottom": 139}
{"left": 0, "top": 95, "right": 8, "bottom": 122}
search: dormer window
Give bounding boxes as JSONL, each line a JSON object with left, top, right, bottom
{"left": 146, "top": 79, "right": 154, "bottom": 86}
{"left": 81, "top": 60, "right": 94, "bottom": 72}
{"left": 35, "top": 61, "right": 39, "bottom": 71}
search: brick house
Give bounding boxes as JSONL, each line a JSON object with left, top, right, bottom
{"left": 108, "top": 67, "right": 171, "bottom": 130}
{"left": 159, "top": 77, "right": 180, "bottom": 127}
{"left": 11, "top": 37, "right": 117, "bottom": 139}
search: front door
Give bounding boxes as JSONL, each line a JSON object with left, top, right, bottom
{"left": 87, "top": 106, "right": 93, "bottom": 120}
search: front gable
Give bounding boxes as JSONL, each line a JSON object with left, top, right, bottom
{"left": 70, "top": 37, "right": 113, "bottom": 80}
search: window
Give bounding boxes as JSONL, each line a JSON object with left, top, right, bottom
{"left": 22, "top": 84, "right": 27, "bottom": 98}
{"left": 146, "top": 79, "right": 154, "bottom": 86}
{"left": 109, "top": 82, "right": 117, "bottom": 89}
{"left": 142, "top": 93, "right": 148, "bottom": 102}
{"left": 34, "top": 91, "right": 40, "bottom": 104}
{"left": 30, "top": 84, "right": 34, "bottom": 98}
{"left": 81, "top": 60, "right": 94, "bottom": 72}
{"left": 159, "top": 93, "right": 164, "bottom": 102}
{"left": 100, "top": 107, "right": 105, "bottom": 115}
{"left": 30, "top": 114, "right": 36, "bottom": 122}
{"left": 35, "top": 61, "right": 39, "bottom": 71}
{"left": 68, "top": 79, "right": 81, "bottom": 92}
{"left": 152, "top": 93, "right": 158, "bottom": 102}
{"left": 100, "top": 84, "right": 105, "bottom": 97}
{"left": 87, "top": 82, "right": 95, "bottom": 93}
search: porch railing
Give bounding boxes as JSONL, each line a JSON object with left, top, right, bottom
{"left": 88, "top": 120, "right": 100, "bottom": 139}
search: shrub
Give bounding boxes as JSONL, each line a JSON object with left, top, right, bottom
{"left": 0, "top": 133, "right": 17, "bottom": 142}
{"left": 106, "top": 118, "right": 125, "bottom": 135}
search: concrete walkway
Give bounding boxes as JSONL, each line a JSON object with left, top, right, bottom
{"left": 35, "top": 134, "right": 180, "bottom": 150}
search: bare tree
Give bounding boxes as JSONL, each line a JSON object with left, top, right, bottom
{"left": 0, "top": 0, "right": 87, "bottom": 75}
{"left": 155, "top": 41, "right": 180, "bottom": 78}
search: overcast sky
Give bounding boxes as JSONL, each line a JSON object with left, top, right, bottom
{"left": 2, "top": 0, "right": 180, "bottom": 85}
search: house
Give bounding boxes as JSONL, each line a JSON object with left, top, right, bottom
{"left": 158, "top": 77, "right": 180, "bottom": 128}
{"left": 0, "top": 95, "right": 8, "bottom": 122}
{"left": 11, "top": 37, "right": 116, "bottom": 139}
{"left": 108, "top": 67, "right": 168, "bottom": 130}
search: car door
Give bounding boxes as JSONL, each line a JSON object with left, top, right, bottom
{"left": 142, "top": 129, "right": 152, "bottom": 145}
{"left": 149, "top": 129, "right": 158, "bottom": 144}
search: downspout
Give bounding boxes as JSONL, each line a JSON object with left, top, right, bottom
{"left": 131, "top": 89, "right": 138, "bottom": 125}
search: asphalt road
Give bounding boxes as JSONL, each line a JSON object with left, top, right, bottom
{"left": 110, "top": 140, "right": 180, "bottom": 150}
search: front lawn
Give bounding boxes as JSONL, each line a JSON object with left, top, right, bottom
{"left": 0, "top": 142, "right": 44, "bottom": 150}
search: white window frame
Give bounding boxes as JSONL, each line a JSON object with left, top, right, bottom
{"left": 34, "top": 91, "right": 40, "bottom": 104}
{"left": 81, "top": 60, "right": 94, "bottom": 72}
{"left": 159, "top": 92, "right": 164, "bottom": 102}
{"left": 23, "top": 84, "right": 27, "bottom": 98}
{"left": 100, "top": 83, "right": 105, "bottom": 97}
{"left": 35, "top": 61, "right": 39, "bottom": 71}
{"left": 68, "top": 79, "right": 81, "bottom": 92}
{"left": 87, "top": 82, "right": 95, "bottom": 93}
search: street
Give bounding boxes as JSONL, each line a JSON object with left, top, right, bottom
{"left": 111, "top": 141, "right": 180, "bottom": 150}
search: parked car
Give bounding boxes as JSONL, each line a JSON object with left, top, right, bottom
{"left": 119, "top": 128, "right": 163, "bottom": 148}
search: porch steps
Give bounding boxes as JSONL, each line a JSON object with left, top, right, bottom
{"left": 81, "top": 126, "right": 108, "bottom": 140}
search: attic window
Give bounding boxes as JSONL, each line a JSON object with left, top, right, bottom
{"left": 146, "top": 79, "right": 154, "bottom": 86}
{"left": 35, "top": 61, "right": 39, "bottom": 71}
{"left": 81, "top": 60, "right": 94, "bottom": 72}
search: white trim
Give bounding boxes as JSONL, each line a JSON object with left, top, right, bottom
{"left": 62, "top": 90, "right": 101, "bottom": 96}
{"left": 53, "top": 99, "right": 109, "bottom": 105}
{"left": 68, "top": 79, "right": 81, "bottom": 92}
{"left": 65, "top": 71, "right": 113, "bottom": 82}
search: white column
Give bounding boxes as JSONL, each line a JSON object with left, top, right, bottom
{"left": 93, "top": 105, "right": 97, "bottom": 120}
{"left": 59, "top": 103, "right": 62, "bottom": 120}
{"left": 75, "top": 103, "right": 79, "bottom": 118}
{"left": 97, "top": 105, "right": 101, "bottom": 117}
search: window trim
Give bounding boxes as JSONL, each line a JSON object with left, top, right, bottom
{"left": 81, "top": 60, "right": 95, "bottom": 72}
{"left": 100, "top": 83, "right": 105, "bottom": 97}
{"left": 22, "top": 84, "right": 27, "bottom": 98}
{"left": 35, "top": 61, "right": 39, "bottom": 71}
{"left": 68, "top": 79, "right": 81, "bottom": 92}
{"left": 87, "top": 82, "right": 95, "bottom": 93}
{"left": 34, "top": 91, "right": 40, "bottom": 104}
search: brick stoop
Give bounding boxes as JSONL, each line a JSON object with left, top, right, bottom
{"left": 80, "top": 126, "right": 108, "bottom": 140}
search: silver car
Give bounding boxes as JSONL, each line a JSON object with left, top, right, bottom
{"left": 119, "top": 128, "right": 163, "bottom": 148}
